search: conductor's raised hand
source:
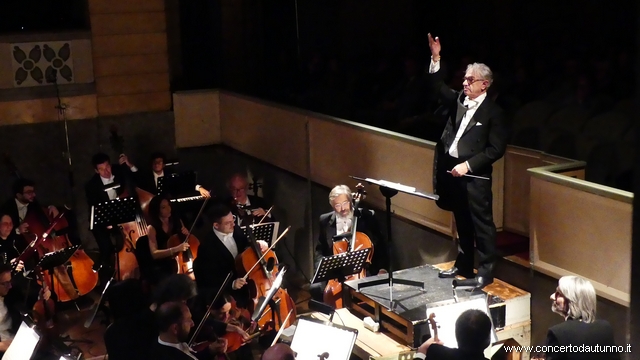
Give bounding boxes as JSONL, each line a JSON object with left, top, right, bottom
{"left": 428, "top": 33, "right": 441, "bottom": 58}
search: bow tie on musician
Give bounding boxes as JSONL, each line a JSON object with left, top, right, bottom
{"left": 310, "top": 184, "right": 389, "bottom": 306}
{"left": 227, "top": 173, "right": 273, "bottom": 226}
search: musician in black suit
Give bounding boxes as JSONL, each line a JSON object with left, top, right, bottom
{"left": 544, "top": 276, "right": 621, "bottom": 360}
{"left": 427, "top": 34, "right": 509, "bottom": 287}
{"left": 227, "top": 173, "right": 273, "bottom": 226}
{"left": 84, "top": 153, "right": 138, "bottom": 270}
{"left": 309, "top": 185, "right": 388, "bottom": 303}
{"left": 149, "top": 301, "right": 199, "bottom": 360}
{"left": 192, "top": 202, "right": 268, "bottom": 308}
{"left": 413, "top": 309, "right": 491, "bottom": 360}
{"left": 0, "top": 179, "right": 59, "bottom": 237}
{"left": 134, "top": 152, "right": 211, "bottom": 199}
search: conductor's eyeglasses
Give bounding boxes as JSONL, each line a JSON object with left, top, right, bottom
{"left": 463, "top": 76, "right": 485, "bottom": 84}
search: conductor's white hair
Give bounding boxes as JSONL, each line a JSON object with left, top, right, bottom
{"left": 558, "top": 275, "right": 597, "bottom": 323}
{"left": 466, "top": 63, "right": 493, "bottom": 87}
{"left": 329, "top": 185, "right": 352, "bottom": 205}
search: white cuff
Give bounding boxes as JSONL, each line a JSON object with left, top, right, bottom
{"left": 413, "top": 353, "right": 426, "bottom": 360}
{"left": 130, "top": 166, "right": 138, "bottom": 172}
{"left": 428, "top": 56, "right": 440, "bottom": 73}
{"left": 465, "top": 161, "right": 472, "bottom": 172}
{"left": 195, "top": 184, "right": 201, "bottom": 191}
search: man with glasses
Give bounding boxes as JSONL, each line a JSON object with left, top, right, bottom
{"left": 226, "top": 173, "right": 272, "bottom": 226}
{"left": 427, "top": 34, "right": 509, "bottom": 288}
{"left": 0, "top": 179, "right": 59, "bottom": 236}
{"left": 310, "top": 185, "right": 387, "bottom": 303}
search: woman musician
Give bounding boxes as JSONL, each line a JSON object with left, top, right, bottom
{"left": 146, "top": 196, "right": 191, "bottom": 284}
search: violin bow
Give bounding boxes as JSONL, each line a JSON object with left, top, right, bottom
{"left": 270, "top": 309, "right": 295, "bottom": 347}
{"left": 188, "top": 272, "right": 233, "bottom": 347}
{"left": 256, "top": 206, "right": 273, "bottom": 225}
{"left": 241, "top": 226, "right": 290, "bottom": 281}
{"left": 182, "top": 196, "right": 210, "bottom": 245}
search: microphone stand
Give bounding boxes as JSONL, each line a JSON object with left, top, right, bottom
{"left": 49, "top": 70, "right": 76, "bottom": 209}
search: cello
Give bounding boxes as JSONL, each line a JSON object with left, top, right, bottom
{"left": 235, "top": 225, "right": 296, "bottom": 332}
{"left": 323, "top": 184, "right": 374, "bottom": 308}
{"left": 3, "top": 154, "right": 98, "bottom": 301}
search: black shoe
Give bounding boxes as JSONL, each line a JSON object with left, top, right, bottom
{"left": 477, "top": 276, "right": 494, "bottom": 289}
{"left": 439, "top": 267, "right": 459, "bottom": 278}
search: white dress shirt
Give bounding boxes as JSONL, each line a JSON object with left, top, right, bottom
{"left": 335, "top": 214, "right": 353, "bottom": 235}
{"left": 157, "top": 337, "right": 198, "bottom": 360}
{"left": 214, "top": 228, "right": 238, "bottom": 258}
{"left": 14, "top": 199, "right": 27, "bottom": 221}
{"left": 154, "top": 171, "right": 164, "bottom": 187}
{"left": 449, "top": 92, "right": 487, "bottom": 158}
{"left": 100, "top": 175, "right": 118, "bottom": 200}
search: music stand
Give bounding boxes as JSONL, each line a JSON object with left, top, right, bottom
{"left": 290, "top": 317, "right": 358, "bottom": 360}
{"left": 311, "top": 248, "right": 371, "bottom": 285}
{"left": 241, "top": 222, "right": 280, "bottom": 246}
{"left": 90, "top": 197, "right": 138, "bottom": 280}
{"left": 251, "top": 267, "right": 287, "bottom": 326}
{"left": 350, "top": 176, "right": 439, "bottom": 305}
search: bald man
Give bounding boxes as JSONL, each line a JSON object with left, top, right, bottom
{"left": 261, "top": 344, "right": 296, "bottom": 360}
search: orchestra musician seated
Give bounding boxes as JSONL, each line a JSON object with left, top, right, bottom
{"left": 310, "top": 185, "right": 388, "bottom": 303}
{"left": 193, "top": 202, "right": 269, "bottom": 309}
{"left": 0, "top": 214, "right": 27, "bottom": 270}
{"left": 105, "top": 274, "right": 197, "bottom": 360}
{"left": 85, "top": 152, "right": 138, "bottom": 280}
{"left": 413, "top": 309, "right": 491, "bottom": 360}
{"left": 0, "top": 179, "right": 80, "bottom": 246}
{"left": 146, "top": 196, "right": 191, "bottom": 284}
{"left": 0, "top": 262, "right": 34, "bottom": 357}
{"left": 227, "top": 173, "right": 272, "bottom": 226}
{"left": 202, "top": 293, "right": 254, "bottom": 359}
{"left": 150, "top": 301, "right": 199, "bottom": 360}
{"left": 134, "top": 152, "right": 211, "bottom": 198}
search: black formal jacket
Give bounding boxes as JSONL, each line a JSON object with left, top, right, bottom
{"left": 228, "top": 195, "right": 274, "bottom": 226}
{"left": 192, "top": 225, "right": 251, "bottom": 305}
{"left": 85, "top": 164, "right": 135, "bottom": 207}
{"left": 419, "top": 344, "right": 487, "bottom": 360}
{"left": 315, "top": 208, "right": 388, "bottom": 275}
{"left": 0, "top": 198, "right": 49, "bottom": 232}
{"left": 545, "top": 319, "right": 621, "bottom": 360}
{"left": 148, "top": 342, "right": 196, "bottom": 360}
{"left": 429, "top": 67, "right": 508, "bottom": 211}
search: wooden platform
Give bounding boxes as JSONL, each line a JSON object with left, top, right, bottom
{"left": 342, "top": 262, "right": 531, "bottom": 360}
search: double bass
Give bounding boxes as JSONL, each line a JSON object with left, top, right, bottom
{"left": 323, "top": 184, "right": 374, "bottom": 308}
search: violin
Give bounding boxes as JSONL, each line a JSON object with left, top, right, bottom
{"left": 323, "top": 183, "right": 374, "bottom": 308}
{"left": 428, "top": 313, "right": 438, "bottom": 343}
{"left": 165, "top": 197, "right": 208, "bottom": 277}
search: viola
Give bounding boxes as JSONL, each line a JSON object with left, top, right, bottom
{"left": 323, "top": 184, "right": 374, "bottom": 308}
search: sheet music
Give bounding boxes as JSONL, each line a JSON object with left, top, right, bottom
{"left": 291, "top": 319, "right": 357, "bottom": 360}
{"left": 365, "top": 178, "right": 416, "bottom": 193}
{"left": 426, "top": 296, "right": 497, "bottom": 350}
{"left": 3, "top": 322, "right": 40, "bottom": 360}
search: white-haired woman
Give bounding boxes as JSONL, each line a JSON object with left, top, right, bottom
{"left": 543, "top": 276, "right": 621, "bottom": 360}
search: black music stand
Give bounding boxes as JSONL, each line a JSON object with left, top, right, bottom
{"left": 312, "top": 248, "right": 372, "bottom": 286}
{"left": 90, "top": 197, "right": 138, "bottom": 280}
{"left": 37, "top": 245, "right": 80, "bottom": 300}
{"left": 252, "top": 267, "right": 287, "bottom": 326}
{"left": 241, "top": 222, "right": 279, "bottom": 246}
{"left": 350, "top": 176, "right": 439, "bottom": 305}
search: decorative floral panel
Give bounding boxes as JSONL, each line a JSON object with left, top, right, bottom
{"left": 10, "top": 41, "right": 74, "bottom": 87}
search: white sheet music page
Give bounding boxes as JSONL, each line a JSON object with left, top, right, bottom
{"left": 376, "top": 180, "right": 416, "bottom": 193}
{"left": 290, "top": 319, "right": 356, "bottom": 360}
{"left": 427, "top": 296, "right": 497, "bottom": 350}
{"left": 3, "top": 322, "right": 40, "bottom": 360}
